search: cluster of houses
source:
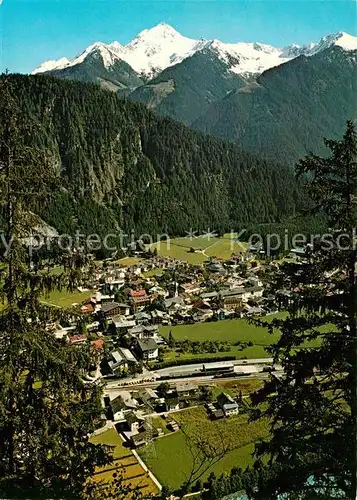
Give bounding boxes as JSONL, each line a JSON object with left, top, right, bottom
{"left": 103, "top": 382, "right": 200, "bottom": 447}
{"left": 47, "top": 251, "right": 283, "bottom": 380}
{"left": 100, "top": 381, "right": 243, "bottom": 449}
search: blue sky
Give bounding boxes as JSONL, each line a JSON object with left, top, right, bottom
{"left": 1, "top": 0, "right": 356, "bottom": 73}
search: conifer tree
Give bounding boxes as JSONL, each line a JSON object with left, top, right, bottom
{"left": 0, "top": 75, "right": 111, "bottom": 497}
{"left": 246, "top": 122, "right": 357, "bottom": 499}
{"left": 168, "top": 330, "right": 175, "bottom": 348}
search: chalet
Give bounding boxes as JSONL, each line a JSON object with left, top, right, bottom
{"left": 207, "top": 263, "right": 226, "bottom": 275}
{"left": 151, "top": 309, "right": 170, "bottom": 324}
{"left": 107, "top": 396, "right": 125, "bottom": 421}
{"left": 175, "top": 383, "right": 198, "bottom": 397}
{"left": 128, "top": 325, "right": 145, "bottom": 337}
{"left": 164, "top": 390, "right": 180, "bottom": 411}
{"left": 117, "top": 303, "right": 131, "bottom": 316}
{"left": 107, "top": 392, "right": 138, "bottom": 423}
{"left": 108, "top": 348, "right": 137, "bottom": 374}
{"left": 112, "top": 318, "right": 137, "bottom": 334}
{"left": 141, "top": 325, "right": 159, "bottom": 338}
{"left": 134, "top": 311, "right": 151, "bottom": 323}
{"left": 137, "top": 338, "right": 159, "bottom": 361}
{"left": 70, "top": 334, "right": 87, "bottom": 345}
{"left": 218, "top": 286, "right": 263, "bottom": 311}
{"left": 192, "top": 299, "right": 211, "bottom": 310}
{"left": 218, "top": 289, "right": 244, "bottom": 311}
{"left": 179, "top": 283, "right": 201, "bottom": 295}
{"left": 217, "top": 392, "right": 239, "bottom": 416}
{"left": 139, "top": 387, "right": 158, "bottom": 405}
{"left": 214, "top": 308, "right": 235, "bottom": 320}
{"left": 128, "top": 324, "right": 159, "bottom": 340}
{"left": 244, "top": 305, "right": 265, "bottom": 316}
{"left": 101, "top": 302, "right": 129, "bottom": 317}
{"left": 193, "top": 308, "right": 214, "bottom": 322}
{"left": 125, "top": 411, "right": 143, "bottom": 433}
{"left": 242, "top": 286, "right": 264, "bottom": 301}
{"left": 164, "top": 296, "right": 185, "bottom": 314}
{"left": 247, "top": 276, "right": 263, "bottom": 287}
{"left": 129, "top": 289, "right": 150, "bottom": 310}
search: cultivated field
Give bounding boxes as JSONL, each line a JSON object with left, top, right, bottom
{"left": 138, "top": 407, "right": 268, "bottom": 491}
{"left": 151, "top": 233, "right": 248, "bottom": 265}
{"left": 90, "top": 428, "right": 159, "bottom": 498}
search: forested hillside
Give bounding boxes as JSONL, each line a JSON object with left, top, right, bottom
{"left": 130, "top": 47, "right": 248, "bottom": 125}
{"left": 8, "top": 74, "right": 300, "bottom": 243}
{"left": 194, "top": 46, "right": 357, "bottom": 164}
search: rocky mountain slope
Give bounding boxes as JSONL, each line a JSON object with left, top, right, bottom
{"left": 193, "top": 45, "right": 357, "bottom": 164}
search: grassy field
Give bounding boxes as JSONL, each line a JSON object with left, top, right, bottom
{"left": 160, "top": 314, "right": 284, "bottom": 361}
{"left": 210, "top": 379, "right": 265, "bottom": 400}
{"left": 90, "top": 428, "right": 159, "bottom": 497}
{"left": 0, "top": 288, "right": 94, "bottom": 310}
{"left": 159, "top": 313, "right": 323, "bottom": 362}
{"left": 117, "top": 257, "right": 141, "bottom": 267}
{"left": 143, "top": 268, "right": 165, "bottom": 278}
{"left": 139, "top": 407, "right": 268, "bottom": 491}
{"left": 163, "top": 344, "right": 269, "bottom": 361}
{"left": 160, "top": 314, "right": 283, "bottom": 345}
{"left": 151, "top": 234, "right": 248, "bottom": 265}
{"left": 41, "top": 288, "right": 95, "bottom": 308}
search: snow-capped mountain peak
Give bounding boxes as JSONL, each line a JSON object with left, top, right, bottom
{"left": 74, "top": 42, "right": 125, "bottom": 68}
{"left": 205, "top": 40, "right": 290, "bottom": 76}
{"left": 128, "top": 22, "right": 183, "bottom": 47}
{"left": 32, "top": 57, "right": 71, "bottom": 75}
{"left": 123, "top": 23, "right": 204, "bottom": 77}
{"left": 31, "top": 24, "right": 357, "bottom": 79}
{"left": 282, "top": 31, "right": 357, "bottom": 58}
{"left": 320, "top": 31, "right": 357, "bottom": 52}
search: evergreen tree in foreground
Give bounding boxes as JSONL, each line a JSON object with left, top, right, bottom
{"left": 0, "top": 76, "right": 113, "bottom": 497}
{"left": 246, "top": 122, "right": 357, "bottom": 499}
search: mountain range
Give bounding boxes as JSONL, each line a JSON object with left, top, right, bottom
{"left": 32, "top": 23, "right": 357, "bottom": 164}
{"left": 33, "top": 23, "right": 357, "bottom": 82}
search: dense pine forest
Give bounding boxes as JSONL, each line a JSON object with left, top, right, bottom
{"left": 7, "top": 74, "right": 300, "bottom": 242}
